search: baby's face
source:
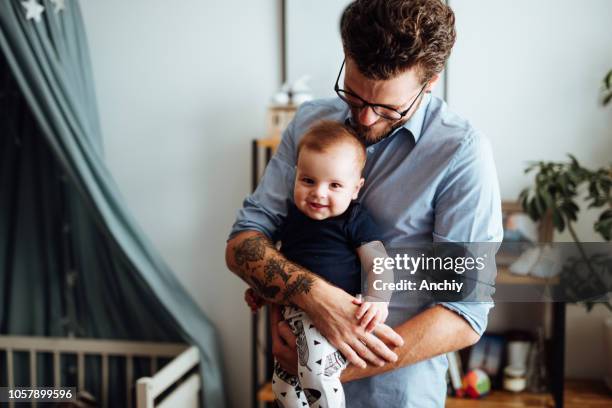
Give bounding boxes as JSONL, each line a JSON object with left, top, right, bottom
{"left": 294, "top": 145, "right": 364, "bottom": 220}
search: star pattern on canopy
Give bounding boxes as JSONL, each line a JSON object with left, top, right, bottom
{"left": 50, "top": 0, "right": 66, "bottom": 14}
{"left": 20, "top": 0, "right": 45, "bottom": 23}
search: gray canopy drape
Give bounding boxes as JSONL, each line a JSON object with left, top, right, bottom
{"left": 0, "top": 1, "right": 226, "bottom": 406}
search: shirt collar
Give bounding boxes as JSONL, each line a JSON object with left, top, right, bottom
{"left": 404, "top": 92, "right": 430, "bottom": 144}
{"left": 344, "top": 92, "right": 431, "bottom": 145}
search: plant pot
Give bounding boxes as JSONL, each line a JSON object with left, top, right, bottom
{"left": 605, "top": 317, "right": 612, "bottom": 391}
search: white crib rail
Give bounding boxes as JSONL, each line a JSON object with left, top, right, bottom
{"left": 136, "top": 346, "right": 200, "bottom": 408}
{"left": 0, "top": 335, "right": 190, "bottom": 408}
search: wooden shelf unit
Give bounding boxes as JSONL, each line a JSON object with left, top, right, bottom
{"left": 251, "top": 108, "right": 295, "bottom": 408}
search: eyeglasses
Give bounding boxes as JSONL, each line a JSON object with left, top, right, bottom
{"left": 334, "top": 60, "right": 428, "bottom": 121}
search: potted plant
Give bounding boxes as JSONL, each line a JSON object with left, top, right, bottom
{"left": 518, "top": 70, "right": 612, "bottom": 310}
{"left": 519, "top": 156, "right": 611, "bottom": 309}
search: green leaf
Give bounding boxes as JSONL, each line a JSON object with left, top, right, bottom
{"left": 519, "top": 189, "right": 530, "bottom": 212}
{"left": 562, "top": 201, "right": 578, "bottom": 221}
{"left": 528, "top": 198, "right": 540, "bottom": 221}
{"left": 552, "top": 209, "right": 566, "bottom": 231}
{"left": 595, "top": 210, "right": 612, "bottom": 241}
{"left": 605, "top": 69, "right": 612, "bottom": 89}
{"left": 541, "top": 189, "right": 554, "bottom": 208}
{"left": 524, "top": 163, "right": 537, "bottom": 173}
{"left": 568, "top": 154, "right": 579, "bottom": 168}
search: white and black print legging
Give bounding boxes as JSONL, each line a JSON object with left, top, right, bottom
{"left": 272, "top": 306, "right": 348, "bottom": 408}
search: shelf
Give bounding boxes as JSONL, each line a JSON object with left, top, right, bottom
{"left": 447, "top": 380, "right": 610, "bottom": 408}
{"left": 496, "top": 266, "right": 560, "bottom": 286}
{"left": 446, "top": 389, "right": 553, "bottom": 407}
{"left": 257, "top": 380, "right": 611, "bottom": 407}
{"left": 257, "top": 381, "right": 274, "bottom": 403}
{"left": 256, "top": 136, "right": 281, "bottom": 150}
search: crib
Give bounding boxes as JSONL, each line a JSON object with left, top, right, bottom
{"left": 0, "top": 335, "right": 201, "bottom": 408}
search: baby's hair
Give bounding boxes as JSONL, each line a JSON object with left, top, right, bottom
{"left": 297, "top": 120, "right": 366, "bottom": 170}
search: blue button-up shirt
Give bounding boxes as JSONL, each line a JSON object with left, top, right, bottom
{"left": 230, "top": 94, "right": 503, "bottom": 407}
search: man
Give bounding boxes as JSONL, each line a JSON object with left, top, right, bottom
{"left": 226, "top": 0, "right": 502, "bottom": 406}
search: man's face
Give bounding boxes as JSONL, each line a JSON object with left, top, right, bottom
{"left": 343, "top": 58, "right": 436, "bottom": 144}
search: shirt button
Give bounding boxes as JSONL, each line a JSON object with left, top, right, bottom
{"left": 367, "top": 147, "right": 375, "bottom": 153}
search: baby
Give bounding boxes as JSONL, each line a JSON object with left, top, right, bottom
{"left": 245, "top": 120, "right": 393, "bottom": 408}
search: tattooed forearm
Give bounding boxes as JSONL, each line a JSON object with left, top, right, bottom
{"left": 234, "top": 235, "right": 272, "bottom": 266}
{"left": 250, "top": 276, "right": 281, "bottom": 299}
{"left": 264, "top": 258, "right": 292, "bottom": 283}
{"left": 228, "top": 232, "right": 317, "bottom": 304}
{"left": 282, "top": 274, "right": 315, "bottom": 303}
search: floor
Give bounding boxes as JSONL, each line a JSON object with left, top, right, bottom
{"left": 446, "top": 380, "right": 611, "bottom": 408}
{"left": 258, "top": 379, "right": 612, "bottom": 407}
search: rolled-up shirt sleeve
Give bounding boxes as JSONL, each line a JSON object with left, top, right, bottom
{"left": 228, "top": 110, "right": 300, "bottom": 241}
{"left": 432, "top": 131, "right": 503, "bottom": 336}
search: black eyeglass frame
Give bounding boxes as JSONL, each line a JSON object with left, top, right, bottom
{"left": 333, "top": 60, "right": 428, "bottom": 121}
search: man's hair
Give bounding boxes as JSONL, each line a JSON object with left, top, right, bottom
{"left": 340, "top": 0, "right": 456, "bottom": 83}
{"left": 297, "top": 120, "right": 366, "bottom": 171}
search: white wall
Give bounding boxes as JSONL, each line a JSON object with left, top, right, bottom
{"left": 448, "top": 0, "right": 612, "bottom": 199}
{"left": 286, "top": 0, "right": 349, "bottom": 98}
{"left": 80, "top": 1, "right": 280, "bottom": 407}
{"left": 448, "top": 0, "right": 612, "bottom": 378}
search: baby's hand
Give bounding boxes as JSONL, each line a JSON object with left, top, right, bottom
{"left": 353, "top": 296, "right": 389, "bottom": 333}
{"left": 244, "top": 288, "right": 266, "bottom": 313}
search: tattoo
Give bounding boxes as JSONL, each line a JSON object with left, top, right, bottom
{"left": 264, "top": 258, "right": 291, "bottom": 283}
{"left": 283, "top": 274, "right": 315, "bottom": 302}
{"left": 250, "top": 276, "right": 281, "bottom": 300}
{"left": 234, "top": 235, "right": 271, "bottom": 266}
{"left": 233, "top": 234, "right": 316, "bottom": 303}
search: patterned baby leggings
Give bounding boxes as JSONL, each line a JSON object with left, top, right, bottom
{"left": 272, "top": 305, "right": 348, "bottom": 408}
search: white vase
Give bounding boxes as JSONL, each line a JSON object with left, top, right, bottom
{"left": 605, "top": 317, "right": 612, "bottom": 391}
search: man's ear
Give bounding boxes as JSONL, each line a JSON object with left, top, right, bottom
{"left": 425, "top": 73, "right": 441, "bottom": 93}
{"left": 352, "top": 177, "right": 365, "bottom": 199}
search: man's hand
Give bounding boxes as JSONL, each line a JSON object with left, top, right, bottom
{"left": 272, "top": 321, "right": 299, "bottom": 376}
{"left": 340, "top": 305, "right": 482, "bottom": 384}
{"left": 270, "top": 306, "right": 298, "bottom": 375}
{"left": 273, "top": 319, "right": 402, "bottom": 375}
{"left": 294, "top": 281, "right": 404, "bottom": 369}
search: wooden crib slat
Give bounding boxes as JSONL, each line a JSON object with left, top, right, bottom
{"left": 7, "top": 349, "right": 14, "bottom": 386}
{"left": 150, "top": 356, "right": 157, "bottom": 374}
{"left": 7, "top": 349, "right": 14, "bottom": 408}
{"left": 126, "top": 356, "right": 133, "bottom": 408}
{"left": 78, "top": 352, "right": 85, "bottom": 391}
{"left": 30, "top": 350, "right": 38, "bottom": 408}
{"left": 53, "top": 351, "right": 61, "bottom": 388}
{"left": 29, "top": 349, "right": 37, "bottom": 386}
{"left": 102, "top": 353, "right": 108, "bottom": 408}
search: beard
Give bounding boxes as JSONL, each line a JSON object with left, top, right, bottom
{"left": 348, "top": 95, "right": 424, "bottom": 145}
{"left": 351, "top": 117, "right": 408, "bottom": 145}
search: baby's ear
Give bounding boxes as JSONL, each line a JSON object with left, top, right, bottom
{"left": 353, "top": 177, "right": 365, "bottom": 199}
